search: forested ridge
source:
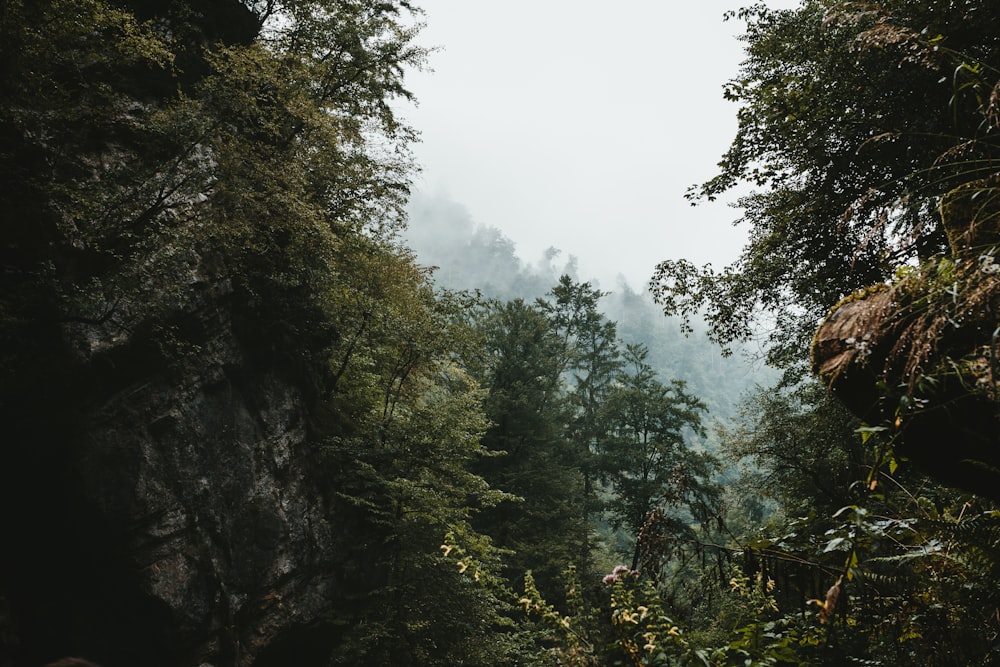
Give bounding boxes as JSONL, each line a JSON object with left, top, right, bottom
{"left": 1, "top": 1, "right": 999, "bottom": 666}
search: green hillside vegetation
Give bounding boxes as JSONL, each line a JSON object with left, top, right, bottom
{"left": 405, "top": 193, "right": 774, "bottom": 426}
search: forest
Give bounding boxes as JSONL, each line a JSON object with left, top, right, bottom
{"left": 0, "top": 0, "right": 998, "bottom": 666}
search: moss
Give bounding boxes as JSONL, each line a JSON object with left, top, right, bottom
{"left": 809, "top": 282, "right": 890, "bottom": 382}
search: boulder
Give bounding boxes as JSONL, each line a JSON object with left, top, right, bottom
{"left": 812, "top": 181, "right": 1000, "bottom": 500}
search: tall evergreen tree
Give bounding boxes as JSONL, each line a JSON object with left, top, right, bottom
{"left": 600, "top": 343, "right": 718, "bottom": 571}
{"left": 539, "top": 276, "right": 623, "bottom": 576}
{"left": 469, "top": 298, "right": 586, "bottom": 597}
{"left": 319, "top": 253, "right": 513, "bottom": 665}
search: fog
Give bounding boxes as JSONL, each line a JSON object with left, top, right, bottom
{"left": 401, "top": 0, "right": 800, "bottom": 290}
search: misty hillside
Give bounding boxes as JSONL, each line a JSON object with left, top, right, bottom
{"left": 405, "top": 191, "right": 776, "bottom": 425}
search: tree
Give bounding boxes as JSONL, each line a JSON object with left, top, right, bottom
{"left": 318, "top": 253, "right": 515, "bottom": 665}
{"left": 600, "top": 343, "right": 718, "bottom": 571}
{"left": 723, "top": 381, "right": 865, "bottom": 519}
{"left": 539, "top": 276, "right": 624, "bottom": 576}
{"left": 651, "top": 0, "right": 1000, "bottom": 370}
{"left": 0, "top": 0, "right": 430, "bottom": 407}
{"left": 0, "top": 1, "right": 522, "bottom": 664}
{"left": 469, "top": 298, "right": 587, "bottom": 598}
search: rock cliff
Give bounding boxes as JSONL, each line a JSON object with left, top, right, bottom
{"left": 0, "top": 2, "right": 350, "bottom": 665}
{"left": 1, "top": 261, "right": 342, "bottom": 666}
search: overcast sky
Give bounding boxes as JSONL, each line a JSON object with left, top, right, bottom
{"left": 401, "top": 1, "right": 800, "bottom": 289}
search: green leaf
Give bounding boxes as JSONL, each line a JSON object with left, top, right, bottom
{"left": 823, "top": 537, "right": 853, "bottom": 553}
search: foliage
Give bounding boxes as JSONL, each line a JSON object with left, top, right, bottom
{"left": 432, "top": 1, "right": 1000, "bottom": 664}
{"left": 11, "top": 0, "right": 1000, "bottom": 665}
{"left": 722, "top": 382, "right": 865, "bottom": 518}
{"left": 641, "top": 4, "right": 1000, "bottom": 659}
{"left": 317, "top": 262, "right": 517, "bottom": 665}
{"left": 522, "top": 374, "right": 1000, "bottom": 666}
{"left": 714, "top": 383, "right": 1000, "bottom": 666}
{"left": 600, "top": 343, "right": 719, "bottom": 570}
{"left": 517, "top": 559, "right": 831, "bottom": 667}
{"left": 541, "top": 276, "right": 625, "bottom": 575}
{"left": 0, "top": 0, "right": 428, "bottom": 392}
{"left": 1, "top": 0, "right": 512, "bottom": 663}
{"left": 467, "top": 296, "right": 587, "bottom": 598}
{"left": 463, "top": 277, "right": 722, "bottom": 601}
{"left": 651, "top": 0, "right": 1000, "bottom": 371}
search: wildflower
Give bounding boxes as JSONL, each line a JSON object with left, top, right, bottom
{"left": 637, "top": 605, "right": 649, "bottom": 621}
{"left": 457, "top": 561, "right": 468, "bottom": 573}
{"left": 440, "top": 544, "right": 453, "bottom": 557}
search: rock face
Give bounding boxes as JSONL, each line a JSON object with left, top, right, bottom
{"left": 0, "top": 271, "right": 339, "bottom": 667}
{"left": 0, "top": 3, "right": 352, "bottom": 663}
{"left": 812, "top": 180, "right": 1000, "bottom": 500}
{"left": 810, "top": 286, "right": 895, "bottom": 419}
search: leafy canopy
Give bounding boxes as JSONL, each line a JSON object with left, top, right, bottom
{"left": 651, "top": 0, "right": 1000, "bottom": 369}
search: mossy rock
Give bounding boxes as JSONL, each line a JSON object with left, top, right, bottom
{"left": 810, "top": 284, "right": 895, "bottom": 418}
{"left": 812, "top": 250, "right": 1000, "bottom": 499}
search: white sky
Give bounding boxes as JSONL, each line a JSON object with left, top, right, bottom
{"left": 401, "top": 1, "right": 800, "bottom": 289}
